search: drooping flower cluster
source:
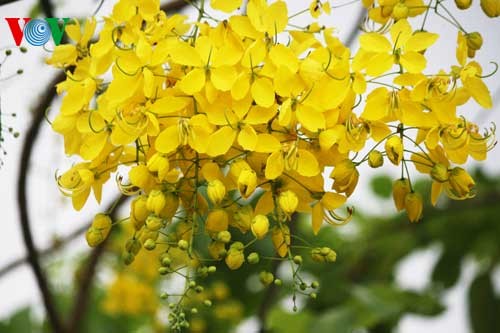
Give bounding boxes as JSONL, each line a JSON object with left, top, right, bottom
{"left": 47, "top": 0, "right": 497, "bottom": 328}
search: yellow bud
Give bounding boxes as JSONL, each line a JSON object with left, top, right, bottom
{"left": 368, "top": 150, "right": 384, "bottom": 168}
{"left": 147, "top": 153, "right": 169, "bottom": 181}
{"left": 330, "top": 159, "right": 359, "bottom": 197}
{"left": 465, "top": 32, "right": 483, "bottom": 51}
{"left": 404, "top": 192, "right": 423, "bottom": 223}
{"left": 385, "top": 136, "right": 403, "bottom": 165}
{"left": 259, "top": 271, "right": 274, "bottom": 286}
{"left": 129, "top": 165, "right": 152, "bottom": 189}
{"left": 272, "top": 226, "right": 290, "bottom": 258}
{"left": 231, "top": 205, "right": 253, "bottom": 233}
{"left": 206, "top": 209, "right": 229, "bottom": 233}
{"left": 455, "top": 0, "right": 472, "bottom": 9}
{"left": 278, "top": 190, "right": 299, "bottom": 216}
{"left": 481, "top": 0, "right": 500, "bottom": 17}
{"left": 86, "top": 214, "right": 112, "bottom": 247}
{"left": 251, "top": 214, "right": 270, "bottom": 239}
{"left": 225, "top": 242, "right": 245, "bottom": 270}
{"left": 159, "top": 192, "right": 179, "bottom": 219}
{"left": 145, "top": 215, "right": 163, "bottom": 231}
{"left": 130, "top": 195, "right": 149, "bottom": 230}
{"left": 430, "top": 163, "right": 449, "bottom": 183}
{"left": 208, "top": 241, "right": 226, "bottom": 260}
{"left": 447, "top": 167, "right": 476, "bottom": 199}
{"left": 392, "top": 3, "right": 409, "bottom": 19}
{"left": 207, "top": 179, "right": 226, "bottom": 205}
{"left": 217, "top": 230, "right": 232, "bottom": 243}
{"left": 146, "top": 190, "right": 166, "bottom": 215}
{"left": 237, "top": 168, "right": 257, "bottom": 199}
{"left": 393, "top": 178, "right": 411, "bottom": 211}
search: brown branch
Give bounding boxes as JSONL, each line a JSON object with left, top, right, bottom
{"left": 17, "top": 72, "right": 66, "bottom": 333}
{"left": 161, "top": 0, "right": 194, "bottom": 12}
{"left": 66, "top": 195, "right": 128, "bottom": 333}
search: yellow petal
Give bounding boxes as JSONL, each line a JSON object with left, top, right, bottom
{"left": 359, "top": 33, "right": 392, "bottom": 53}
{"left": 149, "top": 96, "right": 189, "bottom": 115}
{"left": 296, "top": 104, "right": 325, "bottom": 132}
{"left": 296, "top": 149, "right": 320, "bottom": 177}
{"left": 238, "top": 125, "right": 258, "bottom": 151}
{"left": 251, "top": 77, "right": 275, "bottom": 107}
{"left": 405, "top": 32, "right": 438, "bottom": 52}
{"left": 312, "top": 203, "right": 323, "bottom": 235}
{"left": 400, "top": 51, "right": 426, "bottom": 73}
{"left": 211, "top": 0, "right": 242, "bottom": 12}
{"left": 169, "top": 41, "right": 203, "bottom": 67}
{"left": 178, "top": 68, "right": 206, "bottom": 94}
{"left": 265, "top": 151, "right": 284, "bottom": 179}
{"left": 464, "top": 76, "right": 492, "bottom": 109}
{"left": 365, "top": 53, "right": 394, "bottom": 76}
{"left": 254, "top": 134, "right": 281, "bottom": 153}
{"left": 155, "top": 125, "right": 180, "bottom": 153}
{"left": 321, "top": 192, "right": 347, "bottom": 210}
{"left": 211, "top": 66, "right": 237, "bottom": 91}
{"left": 206, "top": 127, "right": 237, "bottom": 156}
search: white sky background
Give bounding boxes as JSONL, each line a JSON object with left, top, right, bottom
{"left": 0, "top": 0, "right": 499, "bottom": 332}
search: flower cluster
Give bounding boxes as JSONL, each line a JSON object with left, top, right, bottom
{"left": 47, "top": 0, "right": 497, "bottom": 328}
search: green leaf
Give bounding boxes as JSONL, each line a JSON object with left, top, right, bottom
{"left": 370, "top": 175, "right": 392, "bottom": 199}
{"left": 468, "top": 271, "right": 499, "bottom": 333}
{"left": 268, "top": 308, "right": 314, "bottom": 333}
{"left": 0, "top": 308, "right": 35, "bottom": 333}
{"left": 431, "top": 250, "right": 462, "bottom": 289}
{"left": 310, "top": 307, "right": 357, "bottom": 333}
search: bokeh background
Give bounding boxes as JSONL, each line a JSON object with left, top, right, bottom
{"left": 0, "top": 0, "right": 499, "bottom": 332}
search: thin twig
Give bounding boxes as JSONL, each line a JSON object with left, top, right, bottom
{"left": 17, "top": 72, "right": 66, "bottom": 333}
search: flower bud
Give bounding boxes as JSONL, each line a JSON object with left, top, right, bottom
{"left": 125, "top": 238, "right": 141, "bottom": 255}
{"left": 311, "top": 247, "right": 337, "bottom": 263}
{"left": 85, "top": 214, "right": 112, "bottom": 247}
{"left": 447, "top": 167, "right": 476, "bottom": 199}
{"left": 392, "top": 3, "right": 409, "bottom": 19}
{"left": 330, "top": 159, "right": 359, "bottom": 197}
{"left": 404, "top": 192, "right": 423, "bottom": 222}
{"left": 178, "top": 239, "right": 189, "bottom": 250}
{"left": 231, "top": 205, "right": 253, "bottom": 233}
{"left": 145, "top": 215, "right": 163, "bottom": 231}
{"left": 430, "top": 163, "right": 448, "bottom": 183}
{"left": 144, "top": 238, "right": 157, "bottom": 250}
{"left": 147, "top": 190, "right": 166, "bottom": 215}
{"left": 131, "top": 195, "right": 149, "bottom": 229}
{"left": 225, "top": 242, "right": 245, "bottom": 270}
{"left": 385, "top": 136, "right": 403, "bottom": 165}
{"left": 272, "top": 226, "right": 290, "bottom": 258}
{"left": 259, "top": 271, "right": 274, "bottom": 286}
{"left": 207, "top": 179, "right": 226, "bottom": 205}
{"left": 278, "top": 191, "right": 299, "bottom": 216}
{"left": 206, "top": 209, "right": 229, "bottom": 234}
{"left": 293, "top": 255, "right": 303, "bottom": 265}
{"left": 147, "top": 153, "right": 169, "bottom": 181}
{"left": 129, "top": 164, "right": 153, "bottom": 189}
{"left": 481, "top": 0, "right": 500, "bottom": 17}
{"left": 123, "top": 252, "right": 134, "bottom": 265}
{"left": 217, "top": 230, "right": 232, "bottom": 243}
{"left": 466, "top": 32, "right": 483, "bottom": 51}
{"left": 237, "top": 169, "right": 257, "bottom": 199}
{"left": 393, "top": 178, "right": 411, "bottom": 211}
{"left": 455, "top": 0, "right": 472, "bottom": 9}
{"left": 247, "top": 252, "right": 260, "bottom": 264}
{"left": 159, "top": 192, "right": 179, "bottom": 219}
{"left": 208, "top": 241, "right": 226, "bottom": 260}
{"left": 251, "top": 214, "right": 270, "bottom": 239}
{"left": 368, "top": 150, "right": 384, "bottom": 168}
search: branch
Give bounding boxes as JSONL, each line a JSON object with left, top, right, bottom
{"left": 161, "top": 0, "right": 194, "bottom": 12}
{"left": 40, "top": 0, "right": 55, "bottom": 17}
{"left": 66, "top": 195, "right": 128, "bottom": 333}
{"left": 344, "top": 7, "right": 365, "bottom": 47}
{"left": 17, "top": 72, "right": 66, "bottom": 333}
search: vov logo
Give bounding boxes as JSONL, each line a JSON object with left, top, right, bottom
{"left": 5, "top": 18, "right": 69, "bottom": 46}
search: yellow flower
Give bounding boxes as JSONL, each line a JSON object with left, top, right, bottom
{"left": 206, "top": 209, "right": 229, "bottom": 234}
{"left": 481, "top": 0, "right": 500, "bottom": 17}
{"left": 212, "top": 0, "right": 243, "bottom": 12}
{"left": 330, "top": 159, "right": 359, "bottom": 197}
{"left": 251, "top": 214, "right": 269, "bottom": 239}
{"left": 130, "top": 195, "right": 149, "bottom": 230}
{"left": 311, "top": 192, "right": 350, "bottom": 235}
{"left": 354, "top": 19, "right": 438, "bottom": 76}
